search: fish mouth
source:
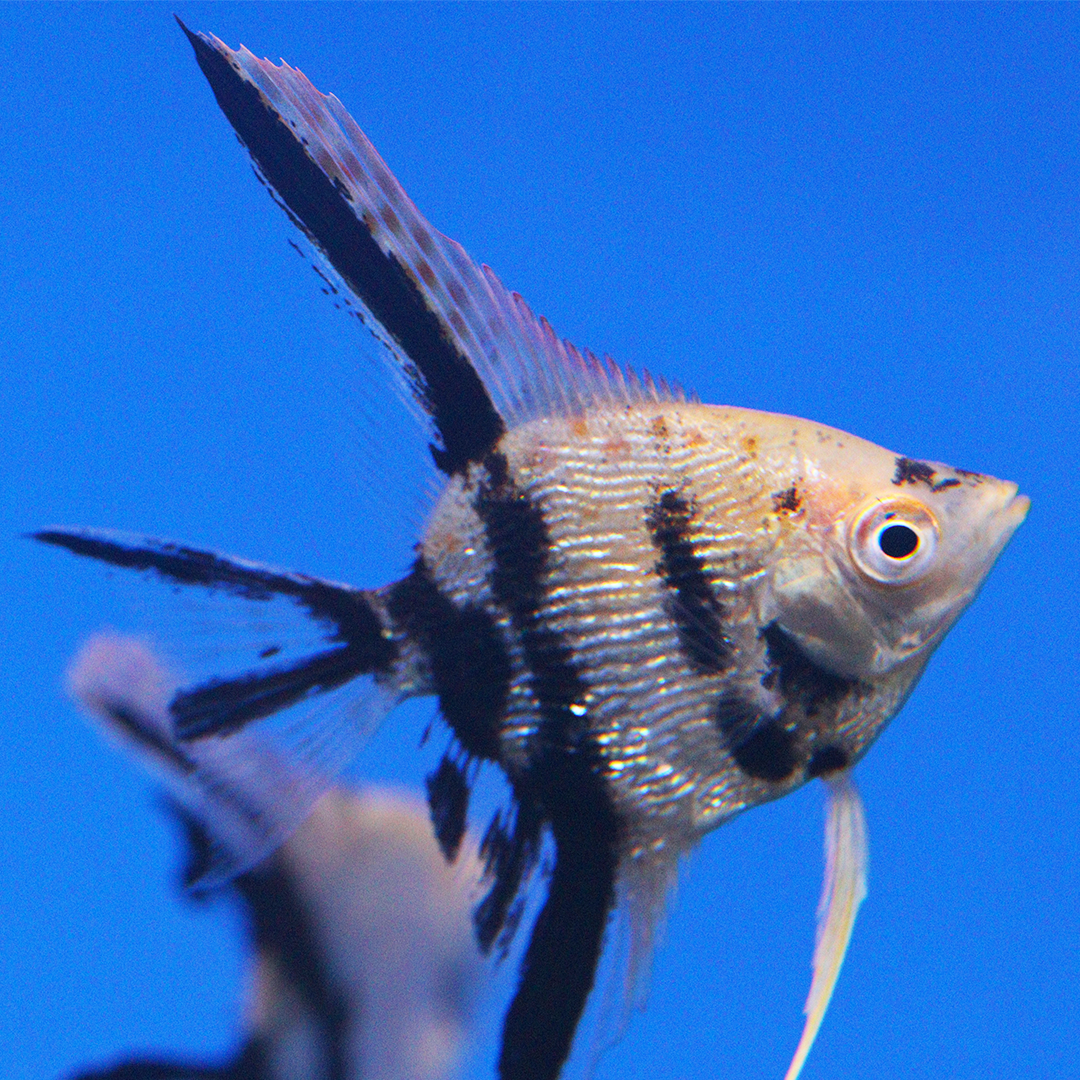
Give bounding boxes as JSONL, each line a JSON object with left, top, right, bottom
{"left": 1006, "top": 490, "right": 1031, "bottom": 524}
{"left": 980, "top": 484, "right": 1029, "bottom": 567}
{"left": 998, "top": 486, "right": 1031, "bottom": 540}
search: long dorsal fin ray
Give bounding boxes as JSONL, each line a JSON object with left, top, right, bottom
{"left": 178, "top": 20, "right": 686, "bottom": 475}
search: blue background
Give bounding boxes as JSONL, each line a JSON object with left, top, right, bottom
{"left": 2, "top": 4, "right": 1076, "bottom": 1079}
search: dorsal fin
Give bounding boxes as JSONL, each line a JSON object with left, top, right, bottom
{"left": 178, "top": 20, "right": 686, "bottom": 475}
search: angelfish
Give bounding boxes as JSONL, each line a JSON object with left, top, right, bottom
{"left": 35, "top": 22, "right": 1029, "bottom": 1080}
{"left": 68, "top": 634, "right": 482, "bottom": 1080}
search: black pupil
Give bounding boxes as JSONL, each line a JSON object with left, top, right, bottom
{"left": 879, "top": 523, "right": 919, "bottom": 559}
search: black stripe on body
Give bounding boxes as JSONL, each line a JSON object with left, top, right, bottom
{"left": 386, "top": 560, "right": 516, "bottom": 882}
{"left": 728, "top": 719, "right": 800, "bottom": 782}
{"left": 180, "top": 23, "right": 506, "bottom": 476}
{"left": 715, "top": 695, "right": 800, "bottom": 783}
{"left": 386, "top": 560, "right": 511, "bottom": 762}
{"left": 169, "top": 819, "right": 344, "bottom": 1080}
{"left": 33, "top": 530, "right": 396, "bottom": 740}
{"left": 715, "top": 623, "right": 861, "bottom": 784}
{"left": 645, "top": 489, "right": 732, "bottom": 674}
{"left": 474, "top": 451, "right": 622, "bottom": 1080}
{"left": 806, "top": 745, "right": 850, "bottom": 778}
{"left": 760, "top": 622, "right": 857, "bottom": 718}
{"left": 475, "top": 452, "right": 591, "bottom": 727}
{"left": 163, "top": 814, "right": 348, "bottom": 1080}
{"left": 384, "top": 555, "right": 539, "bottom": 946}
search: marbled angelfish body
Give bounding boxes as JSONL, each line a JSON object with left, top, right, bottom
{"left": 35, "top": 23, "right": 1029, "bottom": 1080}
{"left": 402, "top": 401, "right": 1023, "bottom": 862}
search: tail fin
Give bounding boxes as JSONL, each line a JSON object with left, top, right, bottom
{"left": 42, "top": 525, "right": 407, "bottom": 885}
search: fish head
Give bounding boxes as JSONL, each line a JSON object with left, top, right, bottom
{"left": 761, "top": 420, "right": 1029, "bottom": 684}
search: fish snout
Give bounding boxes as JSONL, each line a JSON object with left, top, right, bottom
{"left": 986, "top": 480, "right": 1030, "bottom": 551}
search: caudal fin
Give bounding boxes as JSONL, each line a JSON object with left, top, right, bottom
{"left": 40, "top": 525, "right": 408, "bottom": 885}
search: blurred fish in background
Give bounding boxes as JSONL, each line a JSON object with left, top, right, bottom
{"left": 64, "top": 634, "right": 483, "bottom": 1080}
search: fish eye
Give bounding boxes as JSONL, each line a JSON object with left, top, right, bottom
{"left": 878, "top": 524, "right": 918, "bottom": 559}
{"left": 848, "top": 499, "right": 939, "bottom": 584}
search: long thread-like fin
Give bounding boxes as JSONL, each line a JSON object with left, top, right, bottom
{"left": 782, "top": 771, "right": 868, "bottom": 1080}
